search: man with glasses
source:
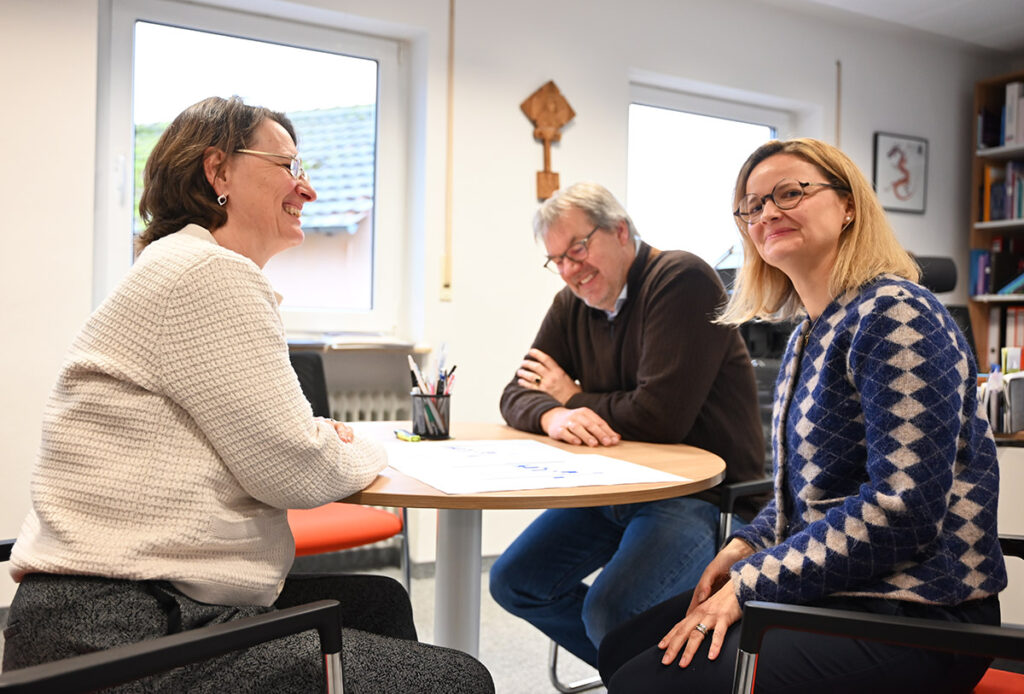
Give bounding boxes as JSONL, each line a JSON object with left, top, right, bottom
{"left": 489, "top": 182, "right": 765, "bottom": 670}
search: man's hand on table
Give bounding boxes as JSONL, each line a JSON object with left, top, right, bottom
{"left": 540, "top": 406, "right": 620, "bottom": 447}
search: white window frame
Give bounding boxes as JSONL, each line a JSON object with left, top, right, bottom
{"left": 626, "top": 82, "right": 809, "bottom": 264}
{"left": 629, "top": 83, "right": 796, "bottom": 143}
{"left": 96, "top": 0, "right": 408, "bottom": 334}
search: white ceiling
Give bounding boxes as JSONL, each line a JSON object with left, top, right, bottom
{"left": 772, "top": 0, "right": 1024, "bottom": 54}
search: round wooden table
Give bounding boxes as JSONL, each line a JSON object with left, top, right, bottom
{"left": 342, "top": 421, "right": 726, "bottom": 656}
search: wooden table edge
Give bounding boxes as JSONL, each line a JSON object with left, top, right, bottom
{"left": 339, "top": 420, "right": 727, "bottom": 510}
{"left": 340, "top": 470, "right": 725, "bottom": 509}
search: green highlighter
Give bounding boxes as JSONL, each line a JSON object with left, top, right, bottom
{"left": 394, "top": 429, "right": 421, "bottom": 442}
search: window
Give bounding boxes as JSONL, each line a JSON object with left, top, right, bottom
{"left": 97, "top": 0, "right": 408, "bottom": 333}
{"left": 627, "top": 84, "right": 793, "bottom": 269}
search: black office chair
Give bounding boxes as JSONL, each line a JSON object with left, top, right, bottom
{"left": 287, "top": 350, "right": 411, "bottom": 592}
{"left": 0, "top": 538, "right": 346, "bottom": 693}
{"left": 706, "top": 317, "right": 791, "bottom": 547}
{"left": 914, "top": 255, "right": 979, "bottom": 365}
{"left": 731, "top": 535, "right": 1024, "bottom": 694}
{"left": 289, "top": 350, "right": 333, "bottom": 420}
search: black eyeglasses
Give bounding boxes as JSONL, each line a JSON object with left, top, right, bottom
{"left": 543, "top": 226, "right": 600, "bottom": 273}
{"left": 235, "top": 149, "right": 308, "bottom": 181}
{"left": 735, "top": 178, "right": 849, "bottom": 223}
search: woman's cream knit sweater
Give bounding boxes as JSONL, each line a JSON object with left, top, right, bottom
{"left": 11, "top": 225, "right": 386, "bottom": 606}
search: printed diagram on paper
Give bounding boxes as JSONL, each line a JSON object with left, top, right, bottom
{"left": 383, "top": 439, "right": 690, "bottom": 494}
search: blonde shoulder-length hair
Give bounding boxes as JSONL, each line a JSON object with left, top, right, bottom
{"left": 718, "top": 138, "right": 920, "bottom": 325}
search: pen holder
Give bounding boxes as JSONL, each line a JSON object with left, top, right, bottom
{"left": 411, "top": 393, "right": 450, "bottom": 440}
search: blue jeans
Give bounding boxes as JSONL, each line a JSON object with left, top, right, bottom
{"left": 489, "top": 497, "right": 740, "bottom": 667}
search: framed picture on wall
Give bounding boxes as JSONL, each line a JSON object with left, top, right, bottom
{"left": 872, "top": 132, "right": 928, "bottom": 213}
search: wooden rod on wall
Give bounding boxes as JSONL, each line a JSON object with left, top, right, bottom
{"left": 441, "top": 0, "right": 455, "bottom": 301}
{"left": 835, "top": 59, "right": 842, "bottom": 147}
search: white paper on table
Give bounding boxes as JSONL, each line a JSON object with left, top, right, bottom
{"left": 383, "top": 439, "right": 691, "bottom": 494}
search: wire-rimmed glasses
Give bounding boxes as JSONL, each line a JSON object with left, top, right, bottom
{"left": 235, "top": 149, "right": 308, "bottom": 181}
{"left": 543, "top": 225, "right": 600, "bottom": 273}
{"left": 734, "top": 178, "right": 849, "bottom": 224}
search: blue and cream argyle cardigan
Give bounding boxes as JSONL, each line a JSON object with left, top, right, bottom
{"left": 730, "top": 275, "right": 1007, "bottom": 607}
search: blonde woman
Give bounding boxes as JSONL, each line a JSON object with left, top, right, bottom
{"left": 598, "top": 139, "right": 1006, "bottom": 693}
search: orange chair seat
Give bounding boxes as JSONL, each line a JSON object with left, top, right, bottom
{"left": 288, "top": 504, "right": 403, "bottom": 557}
{"left": 974, "top": 668, "right": 1024, "bottom": 693}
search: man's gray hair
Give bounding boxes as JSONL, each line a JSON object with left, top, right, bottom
{"left": 533, "top": 182, "right": 639, "bottom": 243}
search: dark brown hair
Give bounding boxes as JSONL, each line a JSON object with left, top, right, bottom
{"left": 136, "top": 96, "right": 296, "bottom": 252}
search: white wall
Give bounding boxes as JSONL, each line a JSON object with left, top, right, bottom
{"left": 1, "top": 0, "right": 1018, "bottom": 604}
{"left": 0, "top": 0, "right": 99, "bottom": 605}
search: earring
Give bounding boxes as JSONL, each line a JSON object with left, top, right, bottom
{"left": 217, "top": 193, "right": 228, "bottom": 206}
{"left": 845, "top": 216, "right": 851, "bottom": 222}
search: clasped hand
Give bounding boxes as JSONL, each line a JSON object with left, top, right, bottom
{"left": 658, "top": 539, "right": 753, "bottom": 668}
{"left": 516, "top": 348, "right": 581, "bottom": 404}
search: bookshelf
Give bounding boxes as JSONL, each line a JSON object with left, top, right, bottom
{"left": 968, "top": 69, "right": 1024, "bottom": 369}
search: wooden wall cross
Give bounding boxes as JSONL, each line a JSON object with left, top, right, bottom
{"left": 521, "top": 80, "right": 575, "bottom": 200}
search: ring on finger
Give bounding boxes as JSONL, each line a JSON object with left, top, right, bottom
{"left": 534, "top": 377, "right": 542, "bottom": 385}
{"left": 694, "top": 623, "right": 709, "bottom": 636}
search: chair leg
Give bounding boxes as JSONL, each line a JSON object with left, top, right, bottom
{"left": 326, "top": 651, "right": 345, "bottom": 694}
{"left": 400, "top": 508, "right": 412, "bottom": 594}
{"left": 548, "top": 640, "right": 603, "bottom": 693}
{"left": 717, "top": 511, "right": 732, "bottom": 549}
{"left": 732, "top": 650, "right": 757, "bottom": 694}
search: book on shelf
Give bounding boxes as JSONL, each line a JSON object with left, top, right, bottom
{"left": 968, "top": 245, "right": 1024, "bottom": 296}
{"left": 980, "top": 161, "right": 1024, "bottom": 221}
{"left": 1019, "top": 95, "right": 1024, "bottom": 145}
{"left": 992, "top": 249, "right": 1023, "bottom": 291}
{"left": 998, "top": 270, "right": 1024, "bottom": 295}
{"left": 979, "top": 107, "right": 1003, "bottom": 149}
{"left": 982, "top": 164, "right": 1006, "bottom": 221}
{"left": 1003, "top": 346, "right": 1022, "bottom": 374}
{"left": 1011, "top": 306, "right": 1024, "bottom": 348}
{"left": 986, "top": 305, "right": 1024, "bottom": 373}
{"left": 1007, "top": 81, "right": 1023, "bottom": 146}
{"left": 989, "top": 305, "right": 1002, "bottom": 369}
{"left": 970, "top": 248, "right": 991, "bottom": 295}
{"left": 1007, "top": 160, "right": 1024, "bottom": 219}
{"left": 978, "top": 82, "right": 1024, "bottom": 149}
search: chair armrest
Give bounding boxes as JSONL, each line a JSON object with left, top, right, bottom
{"left": 706, "top": 478, "right": 773, "bottom": 514}
{"left": 1000, "top": 534, "right": 1024, "bottom": 560}
{"left": 0, "top": 599, "right": 343, "bottom": 694}
{"left": 0, "top": 539, "right": 13, "bottom": 563}
{"left": 737, "top": 600, "right": 1023, "bottom": 662}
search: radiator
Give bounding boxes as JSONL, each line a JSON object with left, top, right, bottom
{"left": 329, "top": 389, "right": 409, "bottom": 423}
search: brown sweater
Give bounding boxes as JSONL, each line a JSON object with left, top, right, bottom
{"left": 500, "top": 243, "right": 764, "bottom": 513}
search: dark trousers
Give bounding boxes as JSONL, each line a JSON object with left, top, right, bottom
{"left": 597, "top": 589, "right": 999, "bottom": 694}
{"left": 3, "top": 572, "right": 494, "bottom": 694}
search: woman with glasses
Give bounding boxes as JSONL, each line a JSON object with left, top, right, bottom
{"left": 597, "top": 138, "right": 1006, "bottom": 693}
{"left": 3, "top": 96, "right": 493, "bottom": 693}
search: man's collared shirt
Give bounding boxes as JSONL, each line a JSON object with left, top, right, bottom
{"left": 604, "top": 236, "right": 642, "bottom": 320}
